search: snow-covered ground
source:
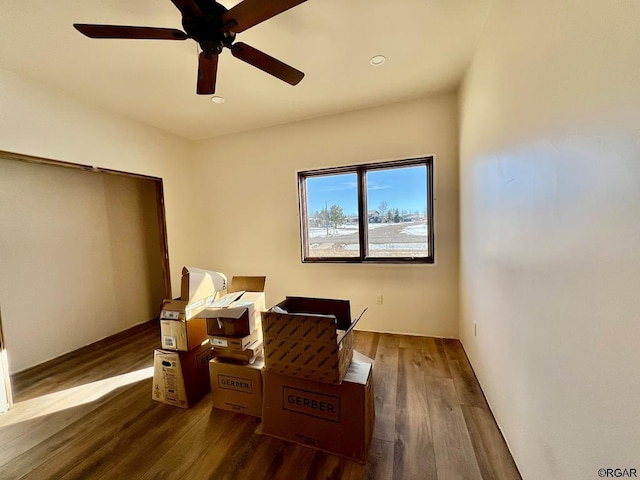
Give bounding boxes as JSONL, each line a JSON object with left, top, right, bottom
{"left": 308, "top": 226, "right": 357, "bottom": 238}
{"left": 341, "top": 243, "right": 427, "bottom": 251}
{"left": 308, "top": 224, "right": 389, "bottom": 238}
{"left": 308, "top": 222, "right": 425, "bottom": 238}
{"left": 307, "top": 221, "right": 428, "bottom": 257}
{"left": 400, "top": 224, "right": 427, "bottom": 236}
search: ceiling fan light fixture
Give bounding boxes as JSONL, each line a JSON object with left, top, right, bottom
{"left": 211, "top": 95, "right": 225, "bottom": 103}
{"left": 369, "top": 55, "right": 386, "bottom": 66}
{"left": 72, "top": 0, "right": 310, "bottom": 95}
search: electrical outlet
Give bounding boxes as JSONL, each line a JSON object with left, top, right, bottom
{"left": 376, "top": 295, "right": 383, "bottom": 305}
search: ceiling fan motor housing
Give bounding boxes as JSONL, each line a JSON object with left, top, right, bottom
{"left": 182, "top": 1, "right": 235, "bottom": 54}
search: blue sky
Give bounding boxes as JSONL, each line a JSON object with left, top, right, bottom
{"left": 306, "top": 165, "right": 427, "bottom": 216}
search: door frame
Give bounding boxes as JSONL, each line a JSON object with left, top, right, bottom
{"left": 0, "top": 306, "right": 12, "bottom": 412}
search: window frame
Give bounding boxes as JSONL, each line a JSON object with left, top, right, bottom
{"left": 298, "top": 157, "right": 435, "bottom": 264}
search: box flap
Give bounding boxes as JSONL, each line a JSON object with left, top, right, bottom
{"left": 200, "top": 292, "right": 262, "bottom": 319}
{"left": 209, "top": 291, "right": 245, "bottom": 308}
{"left": 340, "top": 307, "right": 368, "bottom": 337}
{"left": 336, "top": 309, "right": 366, "bottom": 343}
{"left": 181, "top": 267, "right": 227, "bottom": 302}
{"left": 224, "top": 292, "right": 264, "bottom": 317}
{"left": 229, "top": 276, "right": 266, "bottom": 293}
{"left": 201, "top": 304, "right": 246, "bottom": 320}
{"left": 281, "top": 297, "right": 352, "bottom": 330}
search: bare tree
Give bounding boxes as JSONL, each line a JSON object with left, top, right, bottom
{"left": 378, "top": 201, "right": 389, "bottom": 222}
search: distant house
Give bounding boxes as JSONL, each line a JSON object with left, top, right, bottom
{"left": 368, "top": 210, "right": 382, "bottom": 223}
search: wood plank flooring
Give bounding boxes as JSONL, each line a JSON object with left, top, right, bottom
{"left": 0, "top": 322, "right": 521, "bottom": 479}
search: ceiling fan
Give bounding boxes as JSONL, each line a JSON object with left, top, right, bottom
{"left": 74, "top": 0, "right": 307, "bottom": 95}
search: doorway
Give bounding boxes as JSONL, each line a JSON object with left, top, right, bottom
{"left": 0, "top": 150, "right": 171, "bottom": 404}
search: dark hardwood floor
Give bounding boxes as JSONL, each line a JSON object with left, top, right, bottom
{"left": 0, "top": 322, "right": 521, "bottom": 479}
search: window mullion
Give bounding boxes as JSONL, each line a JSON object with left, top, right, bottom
{"left": 427, "top": 159, "right": 435, "bottom": 259}
{"left": 357, "top": 167, "right": 367, "bottom": 260}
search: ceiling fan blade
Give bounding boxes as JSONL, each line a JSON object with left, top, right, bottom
{"left": 74, "top": 24, "right": 188, "bottom": 40}
{"left": 197, "top": 52, "right": 219, "bottom": 95}
{"left": 222, "top": 0, "right": 308, "bottom": 33}
{"left": 231, "top": 42, "right": 304, "bottom": 85}
{"left": 169, "top": 0, "right": 202, "bottom": 19}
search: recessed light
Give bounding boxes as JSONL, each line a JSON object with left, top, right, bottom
{"left": 211, "top": 96, "right": 225, "bottom": 103}
{"left": 369, "top": 55, "right": 386, "bottom": 66}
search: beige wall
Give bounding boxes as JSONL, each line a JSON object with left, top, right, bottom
{"left": 0, "top": 158, "right": 166, "bottom": 372}
{"left": 191, "top": 94, "right": 460, "bottom": 337}
{"left": 0, "top": 69, "right": 197, "bottom": 372}
{"left": 103, "top": 174, "right": 167, "bottom": 321}
{"left": 0, "top": 68, "right": 196, "bottom": 297}
{"left": 0, "top": 70, "right": 460, "bottom": 343}
{"left": 459, "top": 1, "right": 640, "bottom": 478}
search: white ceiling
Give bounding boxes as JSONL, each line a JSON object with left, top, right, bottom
{"left": 0, "top": 0, "right": 492, "bottom": 140}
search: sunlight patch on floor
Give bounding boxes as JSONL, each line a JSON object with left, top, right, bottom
{"left": 0, "top": 367, "right": 153, "bottom": 428}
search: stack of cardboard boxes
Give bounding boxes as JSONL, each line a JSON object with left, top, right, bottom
{"left": 151, "top": 270, "right": 375, "bottom": 462}
{"left": 260, "top": 297, "right": 375, "bottom": 463}
{"left": 201, "top": 276, "right": 267, "bottom": 417}
{"left": 152, "top": 267, "right": 226, "bottom": 408}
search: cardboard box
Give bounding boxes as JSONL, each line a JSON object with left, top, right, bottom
{"left": 209, "top": 328, "right": 261, "bottom": 352}
{"left": 152, "top": 341, "right": 214, "bottom": 408}
{"left": 201, "top": 291, "right": 266, "bottom": 337}
{"left": 262, "top": 297, "right": 365, "bottom": 384}
{"left": 160, "top": 316, "right": 207, "bottom": 351}
{"left": 261, "top": 352, "right": 374, "bottom": 463}
{"left": 209, "top": 357, "right": 264, "bottom": 417}
{"left": 160, "top": 298, "right": 209, "bottom": 322}
{"left": 198, "top": 276, "right": 266, "bottom": 337}
{"left": 180, "top": 266, "right": 227, "bottom": 305}
{"left": 212, "top": 342, "right": 263, "bottom": 364}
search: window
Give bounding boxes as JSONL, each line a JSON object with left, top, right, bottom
{"left": 298, "top": 157, "right": 434, "bottom": 263}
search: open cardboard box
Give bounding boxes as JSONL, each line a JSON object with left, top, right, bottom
{"left": 197, "top": 276, "right": 266, "bottom": 338}
{"left": 180, "top": 266, "right": 227, "bottom": 305}
{"left": 262, "top": 297, "right": 366, "bottom": 384}
{"left": 159, "top": 267, "right": 229, "bottom": 351}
